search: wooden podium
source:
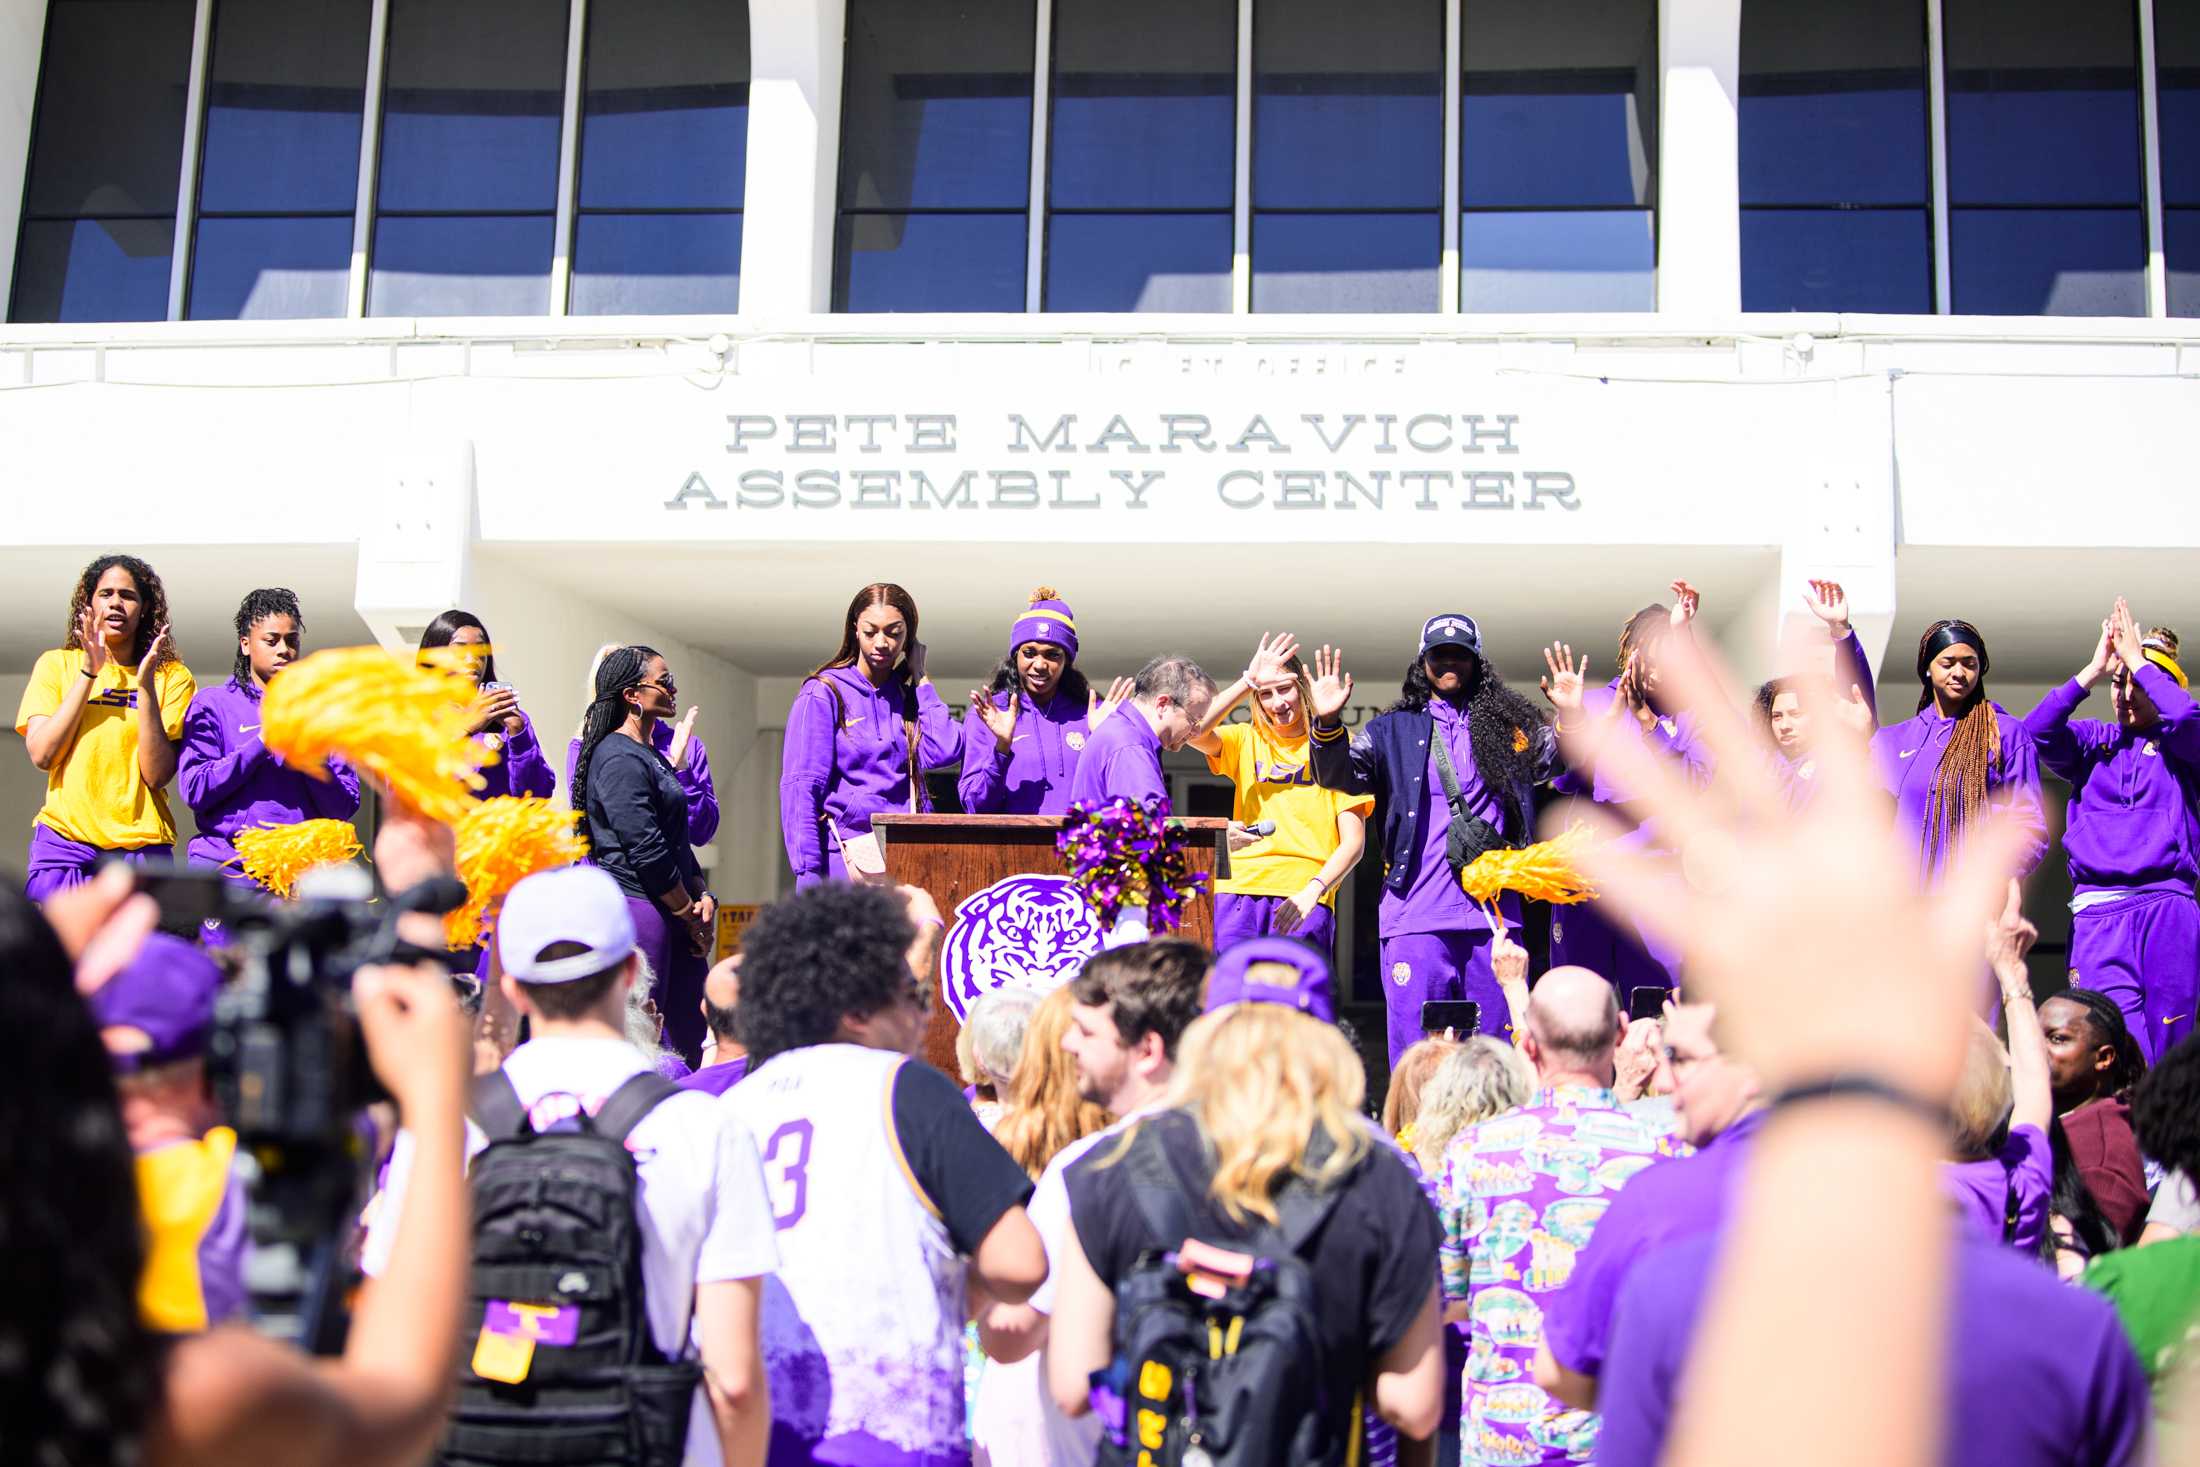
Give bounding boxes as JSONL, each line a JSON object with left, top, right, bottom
{"left": 872, "top": 813, "right": 1230, "bottom": 1075}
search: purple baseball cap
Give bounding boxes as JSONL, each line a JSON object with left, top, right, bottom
{"left": 90, "top": 933, "right": 222, "bottom": 1072}
{"left": 1204, "top": 937, "right": 1335, "bottom": 1024}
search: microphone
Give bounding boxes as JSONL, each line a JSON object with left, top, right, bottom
{"left": 1243, "top": 820, "right": 1277, "bottom": 838}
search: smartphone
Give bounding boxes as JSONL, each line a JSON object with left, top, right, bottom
{"left": 1421, "top": 1000, "right": 1480, "bottom": 1037}
{"left": 1627, "top": 986, "right": 1667, "bottom": 1023}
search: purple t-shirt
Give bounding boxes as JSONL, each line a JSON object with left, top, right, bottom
{"left": 678, "top": 1056, "right": 749, "bottom": 1095}
{"left": 1542, "top": 1106, "right": 1766, "bottom": 1380}
{"left": 1595, "top": 1230, "right": 2150, "bottom": 1467}
{"left": 1382, "top": 696, "right": 1517, "bottom": 937}
{"left": 1065, "top": 703, "right": 1168, "bottom": 812}
{"left": 1943, "top": 1122, "right": 2052, "bottom": 1253}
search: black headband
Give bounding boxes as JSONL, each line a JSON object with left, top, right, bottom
{"left": 1920, "top": 621, "right": 1988, "bottom": 679}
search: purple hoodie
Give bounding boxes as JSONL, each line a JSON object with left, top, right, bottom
{"left": 957, "top": 686, "right": 1096, "bottom": 815}
{"left": 1771, "top": 629, "right": 1878, "bottom": 806}
{"left": 2021, "top": 662, "right": 2200, "bottom": 895}
{"left": 179, "top": 677, "right": 362, "bottom": 885}
{"left": 567, "top": 723, "right": 719, "bottom": 845}
{"left": 1065, "top": 701, "right": 1169, "bottom": 812}
{"left": 1871, "top": 701, "right": 2047, "bottom": 881}
{"left": 474, "top": 710, "right": 556, "bottom": 802}
{"left": 779, "top": 666, "right": 962, "bottom": 885}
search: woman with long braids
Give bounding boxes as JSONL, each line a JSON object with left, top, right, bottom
{"left": 2020, "top": 599, "right": 2200, "bottom": 1062}
{"left": 1538, "top": 581, "right": 1713, "bottom": 997}
{"left": 574, "top": 646, "right": 714, "bottom": 1042}
{"left": 565, "top": 641, "right": 718, "bottom": 846}
{"left": 780, "top": 582, "right": 962, "bottom": 887}
{"left": 180, "top": 589, "right": 362, "bottom": 898}
{"left": 1872, "top": 618, "right": 2047, "bottom": 888}
{"left": 15, "top": 554, "right": 193, "bottom": 901}
{"left": 415, "top": 609, "right": 555, "bottom": 802}
{"left": 1189, "top": 632, "right": 1371, "bottom": 965}
{"left": 958, "top": 587, "right": 1133, "bottom": 814}
{"left": 1307, "top": 612, "right": 1556, "bottom": 1062}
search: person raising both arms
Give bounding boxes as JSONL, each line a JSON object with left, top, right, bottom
{"left": 16, "top": 554, "right": 193, "bottom": 902}
{"left": 960, "top": 587, "right": 1134, "bottom": 815}
{"left": 1755, "top": 579, "right": 1877, "bottom": 804}
{"left": 1308, "top": 614, "right": 1557, "bottom": 1062}
{"left": 416, "top": 610, "right": 556, "bottom": 802}
{"left": 1187, "top": 633, "right": 1372, "bottom": 964}
{"left": 1538, "top": 581, "right": 1714, "bottom": 1000}
{"left": 2020, "top": 599, "right": 2200, "bottom": 1062}
{"left": 180, "top": 589, "right": 362, "bottom": 903}
{"left": 780, "top": 583, "right": 963, "bottom": 887}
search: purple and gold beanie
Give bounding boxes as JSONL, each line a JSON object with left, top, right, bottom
{"left": 1010, "top": 587, "right": 1078, "bottom": 661}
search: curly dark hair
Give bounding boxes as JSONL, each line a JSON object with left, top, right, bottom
{"left": 231, "top": 587, "right": 303, "bottom": 686}
{"left": 2133, "top": 1031, "right": 2200, "bottom": 1184}
{"left": 736, "top": 882, "right": 917, "bottom": 1064}
{"left": 1386, "top": 652, "right": 1548, "bottom": 840}
{"left": 2052, "top": 986, "right": 2147, "bottom": 1103}
{"left": 0, "top": 882, "right": 164, "bottom": 1467}
{"left": 62, "top": 554, "right": 177, "bottom": 675}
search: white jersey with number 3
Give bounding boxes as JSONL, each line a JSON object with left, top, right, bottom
{"left": 723, "top": 1042, "right": 968, "bottom": 1465}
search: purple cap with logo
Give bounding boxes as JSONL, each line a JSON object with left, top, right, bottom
{"left": 90, "top": 933, "right": 222, "bottom": 1072}
{"left": 1010, "top": 587, "right": 1078, "bottom": 662}
{"left": 1204, "top": 937, "right": 1335, "bottom": 1024}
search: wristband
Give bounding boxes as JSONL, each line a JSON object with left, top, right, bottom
{"left": 80, "top": 665, "right": 96, "bottom": 680}
{"left": 1767, "top": 1074, "right": 1945, "bottom": 1131}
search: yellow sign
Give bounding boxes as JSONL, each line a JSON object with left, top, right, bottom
{"left": 714, "top": 903, "right": 761, "bottom": 962}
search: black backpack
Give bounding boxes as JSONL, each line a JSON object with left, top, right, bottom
{"left": 1094, "top": 1120, "right": 1348, "bottom": 1467}
{"left": 439, "top": 1070, "right": 700, "bottom": 1467}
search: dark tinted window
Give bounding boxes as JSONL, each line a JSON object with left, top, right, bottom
{"left": 1461, "top": 209, "right": 1653, "bottom": 311}
{"left": 369, "top": 214, "right": 555, "bottom": 315}
{"left": 1046, "top": 213, "right": 1232, "bottom": 311}
{"left": 1949, "top": 209, "right": 2147, "bottom": 316}
{"left": 2161, "top": 0, "right": 2200, "bottom": 315}
{"left": 189, "top": 0, "right": 369, "bottom": 319}
{"left": 835, "top": 0, "right": 1031, "bottom": 309}
{"left": 13, "top": 0, "right": 196, "bottom": 322}
{"left": 1741, "top": 208, "right": 1932, "bottom": 311}
{"left": 571, "top": 0, "right": 747, "bottom": 313}
{"left": 1252, "top": 213, "right": 1440, "bottom": 312}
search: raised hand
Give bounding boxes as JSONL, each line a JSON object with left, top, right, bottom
{"left": 904, "top": 639, "right": 929, "bottom": 685}
{"left": 78, "top": 607, "right": 111, "bottom": 677}
{"left": 1491, "top": 928, "right": 1530, "bottom": 988}
{"left": 1668, "top": 579, "right": 1702, "bottom": 630}
{"left": 133, "top": 623, "right": 170, "bottom": 684}
{"left": 2109, "top": 597, "right": 2145, "bottom": 673}
{"left": 1247, "top": 630, "right": 1301, "bottom": 687}
{"left": 1087, "top": 676, "right": 1134, "bottom": 727}
{"left": 472, "top": 684, "right": 520, "bottom": 735}
{"left": 971, "top": 686, "right": 1019, "bottom": 749}
{"left": 1539, "top": 643, "right": 1590, "bottom": 715}
{"left": 2079, "top": 618, "right": 2115, "bottom": 689}
{"left": 1803, "top": 579, "right": 1850, "bottom": 639}
{"left": 1833, "top": 684, "right": 1876, "bottom": 737}
{"left": 1307, "top": 645, "right": 1353, "bottom": 722}
{"left": 668, "top": 705, "right": 702, "bottom": 768}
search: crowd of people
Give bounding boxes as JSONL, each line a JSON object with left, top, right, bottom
{"left": 8, "top": 549, "right": 2200, "bottom": 1467}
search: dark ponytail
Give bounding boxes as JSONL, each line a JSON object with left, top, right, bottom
{"left": 571, "top": 645, "right": 652, "bottom": 824}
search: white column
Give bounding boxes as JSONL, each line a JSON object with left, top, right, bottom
{"left": 165, "top": 0, "right": 214, "bottom": 321}
{"left": 353, "top": 437, "right": 479, "bottom": 653}
{"left": 742, "top": 0, "right": 847, "bottom": 314}
{"left": 548, "top": 0, "right": 588, "bottom": 316}
{"left": 0, "top": 0, "right": 53, "bottom": 318}
{"left": 1655, "top": 0, "right": 1741, "bottom": 314}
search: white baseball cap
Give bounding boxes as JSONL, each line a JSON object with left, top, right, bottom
{"left": 496, "top": 864, "right": 637, "bottom": 984}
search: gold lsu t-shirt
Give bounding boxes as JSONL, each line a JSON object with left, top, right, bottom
{"left": 14, "top": 648, "right": 195, "bottom": 849}
{"left": 1204, "top": 722, "right": 1374, "bottom": 902}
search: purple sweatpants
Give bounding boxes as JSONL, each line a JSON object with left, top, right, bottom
{"left": 2070, "top": 888, "right": 2198, "bottom": 1065}
{"left": 25, "top": 823, "right": 171, "bottom": 904}
{"left": 1549, "top": 898, "right": 1682, "bottom": 1003}
{"left": 1214, "top": 892, "right": 1337, "bottom": 964}
{"left": 1379, "top": 928, "right": 1508, "bottom": 1065}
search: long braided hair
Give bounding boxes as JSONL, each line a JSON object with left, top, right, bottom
{"left": 571, "top": 645, "right": 656, "bottom": 823}
{"left": 1387, "top": 652, "right": 1547, "bottom": 841}
{"left": 62, "top": 554, "right": 176, "bottom": 675}
{"left": 1914, "top": 620, "right": 2000, "bottom": 863}
{"left": 231, "top": 587, "right": 302, "bottom": 686}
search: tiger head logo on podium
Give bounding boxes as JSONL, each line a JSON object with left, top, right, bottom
{"left": 939, "top": 874, "right": 1106, "bottom": 1021}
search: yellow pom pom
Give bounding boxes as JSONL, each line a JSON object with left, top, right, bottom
{"left": 445, "top": 796, "right": 589, "bottom": 951}
{"left": 1460, "top": 823, "right": 1599, "bottom": 920}
{"left": 259, "top": 647, "right": 493, "bottom": 822}
{"left": 232, "top": 819, "right": 364, "bottom": 899}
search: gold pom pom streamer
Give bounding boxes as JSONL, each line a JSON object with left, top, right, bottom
{"left": 259, "top": 646, "right": 494, "bottom": 822}
{"left": 232, "top": 819, "right": 364, "bottom": 899}
{"left": 1460, "top": 823, "right": 1599, "bottom": 930}
{"left": 446, "top": 796, "right": 589, "bottom": 950}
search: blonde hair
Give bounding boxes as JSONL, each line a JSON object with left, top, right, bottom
{"left": 993, "top": 986, "right": 1112, "bottom": 1178}
{"left": 959, "top": 988, "right": 1040, "bottom": 1090}
{"left": 1948, "top": 1018, "right": 2013, "bottom": 1161}
{"left": 1412, "top": 1038, "right": 1535, "bottom": 1172}
{"left": 1163, "top": 1003, "right": 1370, "bottom": 1226}
{"left": 1381, "top": 1037, "right": 1460, "bottom": 1140}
